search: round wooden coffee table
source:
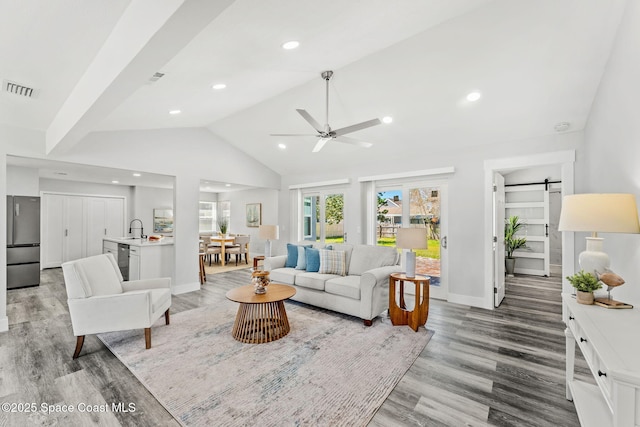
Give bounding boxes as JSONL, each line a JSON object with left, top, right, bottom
{"left": 225, "top": 284, "right": 296, "bottom": 344}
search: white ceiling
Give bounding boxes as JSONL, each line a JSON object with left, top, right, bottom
{"left": 0, "top": 0, "right": 628, "bottom": 179}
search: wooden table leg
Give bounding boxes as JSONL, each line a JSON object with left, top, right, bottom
{"left": 231, "top": 301, "right": 291, "bottom": 344}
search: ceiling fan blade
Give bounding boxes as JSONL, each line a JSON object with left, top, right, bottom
{"left": 312, "top": 138, "right": 331, "bottom": 153}
{"left": 296, "top": 109, "right": 323, "bottom": 133}
{"left": 331, "top": 118, "right": 381, "bottom": 137}
{"left": 270, "top": 133, "right": 318, "bottom": 137}
{"left": 335, "top": 135, "right": 373, "bottom": 149}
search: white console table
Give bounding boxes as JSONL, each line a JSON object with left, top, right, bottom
{"left": 563, "top": 293, "right": 640, "bottom": 427}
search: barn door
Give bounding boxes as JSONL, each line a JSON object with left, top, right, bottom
{"left": 505, "top": 184, "right": 550, "bottom": 277}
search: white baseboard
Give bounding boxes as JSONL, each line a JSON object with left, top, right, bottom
{"left": 0, "top": 315, "right": 8, "bottom": 333}
{"left": 447, "top": 293, "right": 491, "bottom": 309}
{"left": 172, "top": 281, "right": 200, "bottom": 295}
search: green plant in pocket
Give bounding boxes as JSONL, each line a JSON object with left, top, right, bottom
{"left": 504, "top": 215, "right": 527, "bottom": 259}
{"left": 566, "top": 270, "right": 602, "bottom": 292}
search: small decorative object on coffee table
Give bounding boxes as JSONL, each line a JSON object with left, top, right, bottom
{"left": 226, "top": 284, "right": 296, "bottom": 343}
{"left": 389, "top": 272, "right": 430, "bottom": 332}
{"left": 251, "top": 270, "right": 270, "bottom": 294}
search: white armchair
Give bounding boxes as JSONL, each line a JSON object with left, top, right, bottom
{"left": 62, "top": 253, "right": 171, "bottom": 359}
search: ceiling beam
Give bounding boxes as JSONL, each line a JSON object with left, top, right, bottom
{"left": 46, "top": 0, "right": 234, "bottom": 155}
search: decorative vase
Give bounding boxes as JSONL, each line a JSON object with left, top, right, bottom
{"left": 252, "top": 270, "right": 270, "bottom": 294}
{"left": 576, "top": 291, "right": 594, "bottom": 305}
{"left": 505, "top": 258, "right": 516, "bottom": 277}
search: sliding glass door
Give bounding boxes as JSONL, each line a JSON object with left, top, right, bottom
{"left": 376, "top": 181, "right": 448, "bottom": 299}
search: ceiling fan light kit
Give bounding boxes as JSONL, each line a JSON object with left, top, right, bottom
{"left": 271, "top": 70, "right": 381, "bottom": 152}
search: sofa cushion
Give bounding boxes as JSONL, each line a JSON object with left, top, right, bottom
{"left": 325, "top": 275, "right": 361, "bottom": 300}
{"left": 319, "top": 249, "right": 346, "bottom": 276}
{"left": 295, "top": 272, "right": 340, "bottom": 291}
{"left": 269, "top": 267, "right": 303, "bottom": 285}
{"left": 305, "top": 247, "right": 321, "bottom": 272}
{"left": 348, "top": 245, "right": 399, "bottom": 276}
{"left": 295, "top": 246, "right": 307, "bottom": 270}
{"left": 286, "top": 243, "right": 311, "bottom": 268}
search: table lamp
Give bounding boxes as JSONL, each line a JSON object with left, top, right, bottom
{"left": 396, "top": 227, "right": 428, "bottom": 278}
{"left": 558, "top": 193, "right": 640, "bottom": 305}
{"left": 259, "top": 225, "right": 279, "bottom": 257}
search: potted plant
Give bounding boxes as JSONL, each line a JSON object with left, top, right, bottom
{"left": 504, "top": 215, "right": 527, "bottom": 276}
{"left": 218, "top": 218, "right": 228, "bottom": 236}
{"left": 566, "top": 270, "right": 602, "bottom": 304}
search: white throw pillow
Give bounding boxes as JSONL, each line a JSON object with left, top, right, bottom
{"left": 295, "top": 246, "right": 307, "bottom": 270}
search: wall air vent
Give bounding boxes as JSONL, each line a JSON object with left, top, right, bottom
{"left": 3, "top": 79, "right": 37, "bottom": 98}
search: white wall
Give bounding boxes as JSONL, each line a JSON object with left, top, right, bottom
{"left": 220, "top": 188, "right": 279, "bottom": 257}
{"left": 279, "top": 132, "right": 584, "bottom": 306}
{"left": 581, "top": 0, "right": 640, "bottom": 302}
{"left": 132, "top": 186, "right": 174, "bottom": 236}
{"left": 7, "top": 166, "right": 39, "bottom": 196}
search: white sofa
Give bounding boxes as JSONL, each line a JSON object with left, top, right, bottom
{"left": 264, "top": 243, "right": 401, "bottom": 326}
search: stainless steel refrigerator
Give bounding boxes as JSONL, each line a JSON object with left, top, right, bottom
{"left": 6, "top": 196, "right": 40, "bottom": 289}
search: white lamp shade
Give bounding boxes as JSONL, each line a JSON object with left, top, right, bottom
{"left": 558, "top": 194, "right": 640, "bottom": 234}
{"left": 259, "top": 225, "right": 279, "bottom": 240}
{"left": 396, "top": 227, "right": 428, "bottom": 249}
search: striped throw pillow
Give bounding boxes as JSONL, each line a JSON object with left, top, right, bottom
{"left": 318, "top": 249, "right": 346, "bottom": 276}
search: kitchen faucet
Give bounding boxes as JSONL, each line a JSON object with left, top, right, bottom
{"left": 128, "top": 219, "right": 146, "bottom": 238}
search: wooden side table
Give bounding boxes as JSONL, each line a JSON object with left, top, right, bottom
{"left": 226, "top": 284, "right": 296, "bottom": 344}
{"left": 389, "top": 273, "right": 430, "bottom": 332}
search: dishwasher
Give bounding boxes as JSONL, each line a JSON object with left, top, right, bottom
{"left": 117, "top": 243, "right": 130, "bottom": 280}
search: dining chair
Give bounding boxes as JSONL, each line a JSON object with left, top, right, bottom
{"left": 226, "top": 235, "right": 250, "bottom": 265}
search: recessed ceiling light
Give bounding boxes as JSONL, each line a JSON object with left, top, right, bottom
{"left": 133, "top": 173, "right": 141, "bottom": 177}
{"left": 278, "top": 143, "right": 287, "bottom": 149}
{"left": 112, "top": 180, "right": 119, "bottom": 184}
{"left": 554, "top": 122, "right": 571, "bottom": 132}
{"left": 54, "top": 171, "right": 68, "bottom": 176}
{"left": 212, "top": 83, "right": 226, "bottom": 90}
{"left": 225, "top": 183, "right": 231, "bottom": 187}
{"left": 281, "top": 40, "right": 300, "bottom": 50}
{"left": 382, "top": 116, "right": 393, "bottom": 124}
{"left": 169, "top": 109, "right": 181, "bottom": 115}
{"left": 466, "top": 91, "right": 482, "bottom": 102}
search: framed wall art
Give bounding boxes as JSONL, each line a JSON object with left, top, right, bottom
{"left": 246, "top": 203, "right": 262, "bottom": 227}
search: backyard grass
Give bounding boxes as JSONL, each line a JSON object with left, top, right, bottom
{"left": 321, "top": 237, "right": 441, "bottom": 259}
{"left": 377, "top": 237, "right": 441, "bottom": 259}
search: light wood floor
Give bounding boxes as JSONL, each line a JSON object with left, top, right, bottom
{"left": 1, "top": 268, "right": 588, "bottom": 426}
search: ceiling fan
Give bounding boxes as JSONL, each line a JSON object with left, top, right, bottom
{"left": 271, "top": 70, "right": 381, "bottom": 152}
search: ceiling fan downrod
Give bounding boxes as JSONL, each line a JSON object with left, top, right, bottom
{"left": 321, "top": 70, "right": 333, "bottom": 132}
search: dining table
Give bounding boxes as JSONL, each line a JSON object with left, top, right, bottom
{"left": 209, "top": 235, "right": 236, "bottom": 266}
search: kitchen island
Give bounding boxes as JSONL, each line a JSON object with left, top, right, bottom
{"left": 103, "top": 237, "right": 174, "bottom": 283}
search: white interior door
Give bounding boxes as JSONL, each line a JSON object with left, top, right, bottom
{"left": 64, "top": 196, "right": 85, "bottom": 262}
{"left": 493, "top": 173, "right": 506, "bottom": 307}
{"left": 42, "top": 194, "right": 65, "bottom": 268}
{"left": 505, "top": 184, "right": 550, "bottom": 276}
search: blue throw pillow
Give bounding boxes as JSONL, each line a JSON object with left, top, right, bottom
{"left": 305, "top": 247, "right": 321, "bottom": 272}
{"left": 285, "top": 243, "right": 312, "bottom": 268}
{"left": 285, "top": 244, "right": 299, "bottom": 268}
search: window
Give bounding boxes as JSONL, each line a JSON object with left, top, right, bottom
{"left": 199, "top": 201, "right": 216, "bottom": 232}
{"left": 301, "top": 192, "right": 345, "bottom": 243}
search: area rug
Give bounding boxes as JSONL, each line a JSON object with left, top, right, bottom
{"left": 98, "top": 298, "right": 432, "bottom": 426}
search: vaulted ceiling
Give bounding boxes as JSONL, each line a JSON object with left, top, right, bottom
{"left": 0, "top": 0, "right": 627, "bottom": 177}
